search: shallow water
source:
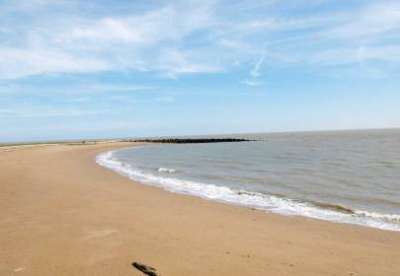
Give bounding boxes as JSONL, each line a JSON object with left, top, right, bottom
{"left": 97, "top": 129, "right": 400, "bottom": 231}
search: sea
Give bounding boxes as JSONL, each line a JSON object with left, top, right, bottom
{"left": 97, "top": 129, "right": 400, "bottom": 231}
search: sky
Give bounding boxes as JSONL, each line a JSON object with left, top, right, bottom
{"left": 1, "top": 0, "right": 400, "bottom": 142}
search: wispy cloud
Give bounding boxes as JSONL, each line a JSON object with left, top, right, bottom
{"left": 0, "top": 0, "right": 399, "bottom": 81}
{"left": 0, "top": 47, "right": 108, "bottom": 79}
{"left": 0, "top": 1, "right": 219, "bottom": 79}
{"left": 0, "top": 81, "right": 158, "bottom": 95}
{"left": 322, "top": 2, "right": 400, "bottom": 41}
{"left": 250, "top": 54, "right": 265, "bottom": 78}
{"left": 242, "top": 53, "right": 266, "bottom": 87}
{"left": 85, "top": 84, "right": 158, "bottom": 93}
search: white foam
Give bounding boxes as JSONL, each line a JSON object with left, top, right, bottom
{"left": 96, "top": 150, "right": 400, "bottom": 232}
{"left": 158, "top": 167, "right": 176, "bottom": 173}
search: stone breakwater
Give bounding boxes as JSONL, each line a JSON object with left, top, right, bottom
{"left": 127, "top": 138, "right": 253, "bottom": 144}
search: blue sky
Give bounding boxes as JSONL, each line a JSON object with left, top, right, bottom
{"left": 1, "top": 0, "right": 400, "bottom": 142}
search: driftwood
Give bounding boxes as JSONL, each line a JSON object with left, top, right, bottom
{"left": 132, "top": 262, "right": 159, "bottom": 276}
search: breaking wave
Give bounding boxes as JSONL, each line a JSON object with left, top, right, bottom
{"left": 96, "top": 150, "right": 400, "bottom": 232}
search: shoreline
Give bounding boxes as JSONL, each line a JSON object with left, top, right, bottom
{"left": 96, "top": 146, "right": 400, "bottom": 232}
{"left": 1, "top": 142, "right": 400, "bottom": 275}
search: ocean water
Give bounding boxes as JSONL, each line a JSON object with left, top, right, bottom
{"left": 97, "top": 129, "right": 400, "bottom": 231}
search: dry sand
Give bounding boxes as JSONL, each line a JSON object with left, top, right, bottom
{"left": 1, "top": 142, "right": 399, "bottom": 275}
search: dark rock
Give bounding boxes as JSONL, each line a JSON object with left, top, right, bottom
{"left": 129, "top": 138, "right": 255, "bottom": 144}
{"left": 132, "top": 262, "right": 159, "bottom": 276}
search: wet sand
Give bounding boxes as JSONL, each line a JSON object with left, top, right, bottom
{"left": 1, "top": 142, "right": 399, "bottom": 275}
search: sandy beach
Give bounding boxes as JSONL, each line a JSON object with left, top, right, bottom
{"left": 1, "top": 142, "right": 400, "bottom": 276}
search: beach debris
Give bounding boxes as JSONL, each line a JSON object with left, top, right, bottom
{"left": 132, "top": 262, "right": 159, "bottom": 276}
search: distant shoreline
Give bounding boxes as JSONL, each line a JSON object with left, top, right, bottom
{"left": 2, "top": 127, "right": 399, "bottom": 146}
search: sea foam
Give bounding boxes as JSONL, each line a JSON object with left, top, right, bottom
{"left": 96, "top": 150, "right": 400, "bottom": 232}
{"left": 158, "top": 167, "right": 176, "bottom": 173}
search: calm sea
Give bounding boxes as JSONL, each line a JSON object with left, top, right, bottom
{"left": 97, "top": 129, "right": 400, "bottom": 231}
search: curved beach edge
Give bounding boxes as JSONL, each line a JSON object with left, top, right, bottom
{"left": 1, "top": 141, "right": 400, "bottom": 275}
{"left": 96, "top": 147, "right": 400, "bottom": 232}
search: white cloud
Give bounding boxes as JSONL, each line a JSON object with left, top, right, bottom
{"left": 0, "top": 0, "right": 399, "bottom": 81}
{"left": 311, "top": 45, "right": 400, "bottom": 66}
{"left": 323, "top": 2, "right": 400, "bottom": 41}
{"left": 0, "top": 47, "right": 108, "bottom": 79}
{"left": 242, "top": 53, "right": 265, "bottom": 87}
{"left": 0, "top": 1, "right": 219, "bottom": 79}
{"left": 86, "top": 84, "right": 158, "bottom": 92}
{"left": 155, "top": 48, "right": 222, "bottom": 78}
{"left": 250, "top": 54, "right": 265, "bottom": 78}
{"left": 69, "top": 18, "right": 145, "bottom": 44}
{"left": 217, "top": 39, "right": 252, "bottom": 51}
